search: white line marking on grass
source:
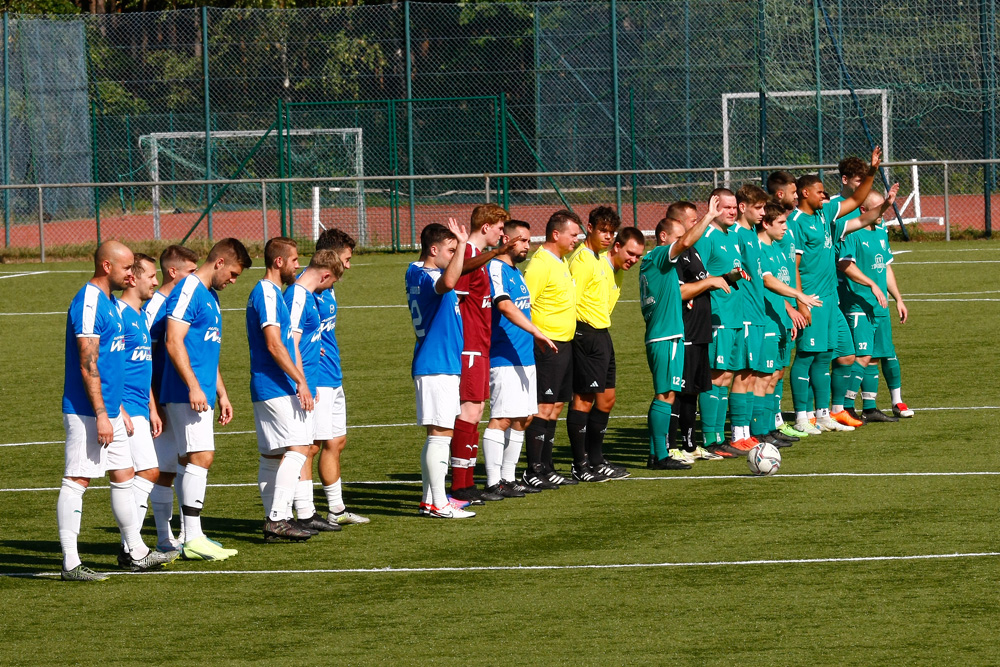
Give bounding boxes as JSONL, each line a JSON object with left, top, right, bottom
{"left": 0, "top": 271, "right": 51, "bottom": 280}
{"left": 5, "top": 550, "right": 1000, "bottom": 579}
{"left": 1, "top": 405, "right": 996, "bottom": 449}
{"left": 906, "top": 290, "right": 1000, "bottom": 296}
{"left": 894, "top": 260, "right": 1000, "bottom": 264}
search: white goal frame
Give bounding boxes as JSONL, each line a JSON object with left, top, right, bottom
{"left": 721, "top": 88, "right": 890, "bottom": 185}
{"left": 139, "top": 128, "right": 366, "bottom": 242}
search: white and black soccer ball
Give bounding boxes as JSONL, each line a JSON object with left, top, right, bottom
{"left": 747, "top": 442, "right": 781, "bottom": 476}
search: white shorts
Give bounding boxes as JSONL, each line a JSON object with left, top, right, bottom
{"left": 63, "top": 413, "right": 131, "bottom": 478}
{"left": 128, "top": 415, "right": 159, "bottom": 472}
{"left": 489, "top": 365, "right": 539, "bottom": 419}
{"left": 253, "top": 394, "right": 312, "bottom": 455}
{"left": 414, "top": 374, "right": 461, "bottom": 428}
{"left": 162, "top": 402, "right": 215, "bottom": 455}
{"left": 314, "top": 386, "right": 347, "bottom": 440}
{"left": 153, "top": 427, "right": 177, "bottom": 474}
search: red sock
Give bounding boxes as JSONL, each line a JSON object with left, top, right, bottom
{"left": 450, "top": 419, "right": 478, "bottom": 491}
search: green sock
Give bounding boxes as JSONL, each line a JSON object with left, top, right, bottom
{"left": 790, "top": 352, "right": 814, "bottom": 412}
{"left": 810, "top": 351, "right": 834, "bottom": 410}
{"left": 717, "top": 385, "right": 731, "bottom": 440}
{"left": 648, "top": 399, "right": 673, "bottom": 460}
{"left": 751, "top": 393, "right": 770, "bottom": 436}
{"left": 861, "top": 364, "right": 880, "bottom": 409}
{"left": 728, "top": 390, "right": 749, "bottom": 435}
{"left": 831, "top": 361, "right": 853, "bottom": 410}
{"left": 770, "top": 392, "right": 782, "bottom": 428}
{"left": 882, "top": 356, "right": 902, "bottom": 390}
{"left": 699, "top": 387, "right": 720, "bottom": 446}
{"left": 774, "top": 382, "right": 785, "bottom": 424}
{"left": 844, "top": 362, "right": 865, "bottom": 408}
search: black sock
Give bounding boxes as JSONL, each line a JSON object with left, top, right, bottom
{"left": 525, "top": 418, "right": 548, "bottom": 467}
{"left": 585, "top": 409, "right": 610, "bottom": 464}
{"left": 567, "top": 409, "right": 589, "bottom": 467}
{"left": 668, "top": 410, "right": 679, "bottom": 452}
{"left": 544, "top": 418, "right": 557, "bottom": 469}
{"left": 678, "top": 394, "right": 698, "bottom": 451}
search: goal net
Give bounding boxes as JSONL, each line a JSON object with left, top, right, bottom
{"left": 138, "top": 128, "right": 366, "bottom": 243}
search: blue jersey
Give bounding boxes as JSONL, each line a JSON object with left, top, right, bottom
{"left": 286, "top": 283, "right": 322, "bottom": 395}
{"left": 315, "top": 286, "right": 342, "bottom": 389}
{"left": 488, "top": 259, "right": 535, "bottom": 368}
{"left": 143, "top": 290, "right": 169, "bottom": 400}
{"left": 160, "top": 274, "right": 222, "bottom": 408}
{"left": 118, "top": 300, "right": 153, "bottom": 419}
{"left": 246, "top": 279, "right": 296, "bottom": 403}
{"left": 62, "top": 283, "right": 125, "bottom": 418}
{"left": 405, "top": 261, "right": 463, "bottom": 377}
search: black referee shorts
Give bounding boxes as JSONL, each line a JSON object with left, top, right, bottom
{"left": 535, "top": 339, "right": 573, "bottom": 404}
{"left": 572, "top": 322, "right": 616, "bottom": 394}
{"left": 682, "top": 341, "right": 712, "bottom": 395}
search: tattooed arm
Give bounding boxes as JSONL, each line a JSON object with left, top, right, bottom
{"left": 78, "top": 337, "right": 113, "bottom": 447}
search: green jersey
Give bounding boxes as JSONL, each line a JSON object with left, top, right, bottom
{"left": 788, "top": 200, "right": 848, "bottom": 298}
{"left": 734, "top": 223, "right": 767, "bottom": 326}
{"left": 837, "top": 222, "right": 893, "bottom": 317}
{"left": 693, "top": 224, "right": 744, "bottom": 328}
{"left": 760, "top": 240, "right": 794, "bottom": 332}
{"left": 774, "top": 220, "right": 799, "bottom": 311}
{"left": 638, "top": 243, "right": 685, "bottom": 344}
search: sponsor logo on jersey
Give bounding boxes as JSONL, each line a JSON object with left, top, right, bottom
{"left": 873, "top": 254, "right": 886, "bottom": 271}
{"left": 110, "top": 336, "right": 126, "bottom": 352}
{"left": 823, "top": 232, "right": 833, "bottom": 249}
{"left": 204, "top": 328, "right": 222, "bottom": 343}
{"left": 481, "top": 295, "right": 492, "bottom": 309}
{"left": 513, "top": 295, "right": 531, "bottom": 310}
{"left": 777, "top": 266, "right": 791, "bottom": 285}
{"left": 131, "top": 348, "right": 152, "bottom": 362}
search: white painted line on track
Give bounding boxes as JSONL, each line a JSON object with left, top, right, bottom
{"left": 1, "top": 405, "right": 995, "bottom": 449}
{"left": 4, "top": 550, "right": 999, "bottom": 579}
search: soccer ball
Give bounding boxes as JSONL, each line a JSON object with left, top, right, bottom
{"left": 747, "top": 442, "right": 781, "bottom": 476}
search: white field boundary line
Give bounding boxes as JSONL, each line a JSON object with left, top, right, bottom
{"left": 5, "top": 471, "right": 1000, "bottom": 494}
{"left": 0, "top": 264, "right": 377, "bottom": 276}
{"left": 4, "top": 550, "right": 1000, "bottom": 579}
{"left": 2, "top": 405, "right": 997, "bottom": 449}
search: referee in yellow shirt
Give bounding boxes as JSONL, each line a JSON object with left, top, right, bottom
{"left": 521, "top": 210, "right": 582, "bottom": 491}
{"left": 568, "top": 207, "right": 646, "bottom": 482}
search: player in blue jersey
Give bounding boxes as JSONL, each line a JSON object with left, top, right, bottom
{"left": 246, "top": 237, "right": 319, "bottom": 543}
{"left": 115, "top": 253, "right": 167, "bottom": 566}
{"left": 310, "top": 227, "right": 370, "bottom": 526}
{"left": 406, "top": 219, "right": 475, "bottom": 519}
{"left": 161, "top": 238, "right": 252, "bottom": 561}
{"left": 58, "top": 241, "right": 174, "bottom": 581}
{"left": 483, "top": 219, "right": 557, "bottom": 497}
{"left": 286, "top": 248, "right": 349, "bottom": 532}
{"left": 143, "top": 244, "right": 198, "bottom": 552}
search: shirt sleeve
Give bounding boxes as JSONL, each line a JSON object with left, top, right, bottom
{"left": 74, "top": 287, "right": 101, "bottom": 338}
{"left": 168, "top": 278, "right": 199, "bottom": 324}
{"left": 489, "top": 260, "right": 511, "bottom": 303}
{"left": 824, "top": 200, "right": 849, "bottom": 242}
{"left": 288, "top": 285, "right": 307, "bottom": 333}
{"left": 523, "top": 256, "right": 548, "bottom": 302}
{"left": 257, "top": 284, "right": 281, "bottom": 330}
{"left": 660, "top": 243, "right": 680, "bottom": 269}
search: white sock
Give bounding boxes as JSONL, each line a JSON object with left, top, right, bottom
{"left": 890, "top": 388, "right": 902, "bottom": 405}
{"left": 270, "top": 451, "right": 306, "bottom": 522}
{"left": 174, "top": 465, "right": 186, "bottom": 511}
{"left": 150, "top": 483, "right": 176, "bottom": 548}
{"left": 57, "top": 479, "right": 86, "bottom": 570}
{"left": 422, "top": 435, "right": 451, "bottom": 508}
{"left": 482, "top": 428, "right": 505, "bottom": 488}
{"left": 257, "top": 456, "right": 280, "bottom": 517}
{"left": 502, "top": 429, "right": 524, "bottom": 481}
{"left": 807, "top": 410, "right": 816, "bottom": 420}
{"left": 831, "top": 404, "right": 844, "bottom": 414}
{"left": 795, "top": 411, "right": 808, "bottom": 424}
{"left": 294, "top": 479, "right": 316, "bottom": 519}
{"left": 132, "top": 475, "right": 155, "bottom": 530}
{"left": 775, "top": 412, "right": 784, "bottom": 428}
{"left": 844, "top": 390, "right": 858, "bottom": 402}
{"left": 817, "top": 408, "right": 830, "bottom": 419}
{"left": 111, "top": 479, "right": 149, "bottom": 560}
{"left": 324, "top": 478, "right": 345, "bottom": 515}
{"left": 180, "top": 464, "right": 208, "bottom": 541}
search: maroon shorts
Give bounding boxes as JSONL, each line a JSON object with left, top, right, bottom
{"left": 459, "top": 350, "right": 490, "bottom": 402}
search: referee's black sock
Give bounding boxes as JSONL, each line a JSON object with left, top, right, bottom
{"left": 677, "top": 393, "right": 698, "bottom": 452}
{"left": 524, "top": 418, "right": 548, "bottom": 468}
{"left": 544, "top": 418, "right": 558, "bottom": 469}
{"left": 585, "top": 409, "right": 610, "bottom": 464}
{"left": 567, "top": 409, "right": 589, "bottom": 467}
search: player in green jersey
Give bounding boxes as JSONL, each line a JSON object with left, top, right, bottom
{"left": 640, "top": 195, "right": 720, "bottom": 469}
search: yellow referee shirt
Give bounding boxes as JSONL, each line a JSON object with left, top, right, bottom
{"left": 523, "top": 246, "right": 577, "bottom": 342}
{"left": 568, "top": 246, "right": 622, "bottom": 329}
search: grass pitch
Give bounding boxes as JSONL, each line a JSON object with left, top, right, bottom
{"left": 1, "top": 241, "right": 999, "bottom": 664}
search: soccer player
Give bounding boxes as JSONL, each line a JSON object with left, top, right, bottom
{"left": 767, "top": 171, "right": 798, "bottom": 212}
{"left": 246, "top": 237, "right": 319, "bottom": 543}
{"left": 641, "top": 198, "right": 721, "bottom": 469}
{"left": 287, "top": 248, "right": 349, "bottom": 530}
{"left": 58, "top": 241, "right": 174, "bottom": 580}
{"left": 521, "top": 210, "right": 583, "bottom": 490}
{"left": 144, "top": 244, "right": 198, "bottom": 551}
{"left": 786, "top": 147, "right": 894, "bottom": 435}
{"left": 483, "top": 219, "right": 557, "bottom": 497}
{"left": 116, "top": 252, "right": 166, "bottom": 566}
{"left": 311, "top": 227, "right": 370, "bottom": 526}
{"left": 161, "top": 238, "right": 252, "bottom": 560}
{"left": 450, "top": 203, "right": 513, "bottom": 504}
{"left": 406, "top": 219, "right": 475, "bottom": 519}
{"left": 836, "top": 188, "right": 908, "bottom": 422}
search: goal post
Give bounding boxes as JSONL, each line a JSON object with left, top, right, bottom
{"left": 721, "top": 88, "right": 890, "bottom": 185}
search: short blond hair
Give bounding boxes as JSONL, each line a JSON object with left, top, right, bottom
{"left": 309, "top": 248, "right": 345, "bottom": 281}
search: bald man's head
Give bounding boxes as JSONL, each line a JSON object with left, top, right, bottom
{"left": 863, "top": 191, "right": 885, "bottom": 211}
{"left": 94, "top": 241, "right": 134, "bottom": 291}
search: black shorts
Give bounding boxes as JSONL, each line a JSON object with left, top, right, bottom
{"left": 572, "top": 322, "right": 616, "bottom": 394}
{"left": 682, "top": 341, "right": 711, "bottom": 395}
{"left": 535, "top": 339, "right": 573, "bottom": 404}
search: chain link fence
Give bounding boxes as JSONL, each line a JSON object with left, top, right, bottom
{"left": 0, "top": 1, "right": 997, "bottom": 254}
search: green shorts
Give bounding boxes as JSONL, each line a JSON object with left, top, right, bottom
{"left": 834, "top": 309, "right": 855, "bottom": 358}
{"left": 797, "top": 299, "right": 837, "bottom": 353}
{"left": 710, "top": 327, "right": 746, "bottom": 371}
{"left": 846, "top": 310, "right": 875, "bottom": 357}
{"left": 745, "top": 324, "right": 772, "bottom": 374}
{"left": 646, "top": 338, "right": 685, "bottom": 395}
{"left": 777, "top": 327, "right": 793, "bottom": 368}
{"left": 873, "top": 314, "right": 896, "bottom": 358}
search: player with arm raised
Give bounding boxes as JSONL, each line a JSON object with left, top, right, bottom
{"left": 58, "top": 241, "right": 174, "bottom": 581}
{"left": 483, "top": 219, "right": 557, "bottom": 497}
{"left": 521, "top": 210, "right": 583, "bottom": 490}
{"left": 407, "top": 220, "right": 475, "bottom": 518}
{"left": 310, "top": 228, "right": 370, "bottom": 527}
{"left": 161, "top": 238, "right": 251, "bottom": 560}
{"left": 143, "top": 244, "right": 198, "bottom": 551}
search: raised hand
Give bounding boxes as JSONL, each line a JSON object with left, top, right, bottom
{"left": 447, "top": 217, "right": 469, "bottom": 244}
{"left": 870, "top": 146, "right": 883, "bottom": 170}
{"left": 707, "top": 194, "right": 722, "bottom": 219}
{"left": 884, "top": 182, "right": 900, "bottom": 207}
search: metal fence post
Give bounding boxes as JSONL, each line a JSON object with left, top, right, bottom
{"left": 812, "top": 0, "right": 824, "bottom": 171}
{"left": 277, "top": 99, "right": 286, "bottom": 236}
{"left": 125, "top": 113, "right": 135, "bottom": 211}
{"left": 201, "top": 6, "right": 213, "bottom": 240}
{"left": 261, "top": 179, "right": 268, "bottom": 241}
{"left": 2, "top": 12, "right": 9, "bottom": 248}
{"left": 484, "top": 174, "right": 490, "bottom": 203}
{"left": 979, "top": 0, "right": 996, "bottom": 238}
{"left": 629, "top": 87, "right": 638, "bottom": 227}
{"left": 610, "top": 0, "right": 622, "bottom": 212}
{"left": 500, "top": 93, "right": 509, "bottom": 209}
{"left": 533, "top": 8, "right": 542, "bottom": 196}
{"left": 37, "top": 187, "right": 45, "bottom": 263}
{"left": 943, "top": 162, "right": 951, "bottom": 242}
{"left": 757, "top": 0, "right": 768, "bottom": 180}
{"left": 91, "top": 102, "right": 101, "bottom": 244}
{"left": 404, "top": 1, "right": 416, "bottom": 249}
